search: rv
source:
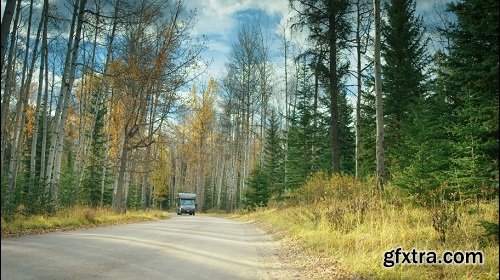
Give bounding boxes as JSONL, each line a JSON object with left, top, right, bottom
{"left": 176, "top": 193, "right": 197, "bottom": 215}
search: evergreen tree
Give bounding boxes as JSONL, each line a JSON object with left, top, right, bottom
{"left": 81, "top": 86, "right": 107, "bottom": 207}
{"left": 440, "top": 0, "right": 499, "bottom": 197}
{"left": 286, "top": 59, "right": 316, "bottom": 189}
{"left": 263, "top": 109, "right": 285, "bottom": 199}
{"left": 290, "top": 0, "right": 351, "bottom": 173}
{"left": 59, "top": 143, "right": 77, "bottom": 209}
{"left": 358, "top": 74, "right": 377, "bottom": 178}
{"left": 381, "top": 0, "right": 430, "bottom": 176}
{"left": 396, "top": 0, "right": 498, "bottom": 200}
{"left": 243, "top": 167, "right": 271, "bottom": 209}
{"left": 339, "top": 88, "right": 355, "bottom": 174}
{"left": 393, "top": 78, "right": 453, "bottom": 199}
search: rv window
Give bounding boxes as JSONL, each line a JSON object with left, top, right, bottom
{"left": 180, "top": 200, "right": 195, "bottom": 205}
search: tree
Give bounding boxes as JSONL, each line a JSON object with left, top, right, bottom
{"left": 187, "top": 79, "right": 217, "bottom": 211}
{"left": 263, "top": 109, "right": 285, "bottom": 199}
{"left": 109, "top": 0, "right": 204, "bottom": 213}
{"left": 243, "top": 167, "right": 271, "bottom": 209}
{"left": 44, "top": 0, "right": 88, "bottom": 210}
{"left": 358, "top": 78, "right": 377, "bottom": 178}
{"left": 290, "top": 0, "right": 352, "bottom": 174}
{"left": 286, "top": 58, "right": 316, "bottom": 189}
{"left": 224, "top": 22, "right": 267, "bottom": 208}
{"left": 439, "top": 0, "right": 499, "bottom": 197}
{"left": 80, "top": 77, "right": 107, "bottom": 207}
{"left": 0, "top": 0, "right": 17, "bottom": 72}
{"left": 382, "top": 0, "right": 430, "bottom": 176}
{"left": 354, "top": 0, "right": 373, "bottom": 179}
{"left": 373, "top": 0, "right": 385, "bottom": 190}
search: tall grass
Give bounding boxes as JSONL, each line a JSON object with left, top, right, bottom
{"left": 240, "top": 173, "right": 499, "bottom": 279}
{"left": 1, "top": 205, "right": 169, "bottom": 237}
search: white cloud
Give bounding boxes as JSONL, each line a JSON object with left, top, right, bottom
{"left": 185, "top": 0, "right": 290, "bottom": 82}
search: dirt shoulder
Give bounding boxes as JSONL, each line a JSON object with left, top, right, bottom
{"left": 251, "top": 219, "right": 366, "bottom": 280}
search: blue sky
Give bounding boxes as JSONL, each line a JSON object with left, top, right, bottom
{"left": 1, "top": 0, "right": 454, "bottom": 95}
{"left": 182, "top": 0, "right": 454, "bottom": 83}
{"left": 183, "top": 0, "right": 291, "bottom": 83}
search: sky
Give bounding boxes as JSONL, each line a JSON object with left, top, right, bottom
{"left": 183, "top": 0, "right": 293, "bottom": 83}
{"left": 181, "top": 0, "right": 453, "bottom": 80}
{"left": 180, "top": 0, "right": 455, "bottom": 106}
{"left": 1, "top": 0, "right": 454, "bottom": 101}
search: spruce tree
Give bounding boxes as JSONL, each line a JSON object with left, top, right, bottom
{"left": 339, "top": 88, "right": 355, "bottom": 174}
{"left": 286, "top": 59, "right": 315, "bottom": 189}
{"left": 440, "top": 0, "right": 499, "bottom": 197}
{"left": 381, "top": 0, "right": 430, "bottom": 176}
{"left": 243, "top": 168, "right": 271, "bottom": 209}
{"left": 81, "top": 87, "right": 107, "bottom": 207}
{"left": 263, "top": 109, "right": 285, "bottom": 199}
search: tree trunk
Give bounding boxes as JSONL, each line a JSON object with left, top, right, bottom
{"left": 0, "top": 0, "right": 16, "bottom": 71}
{"left": 355, "top": 0, "right": 362, "bottom": 179}
{"left": 329, "top": 16, "right": 340, "bottom": 174}
{"left": 8, "top": 0, "right": 43, "bottom": 207}
{"left": 50, "top": 0, "right": 88, "bottom": 209}
{"left": 45, "top": 0, "right": 80, "bottom": 193}
{"left": 99, "top": 0, "right": 120, "bottom": 207}
{"left": 1, "top": 0, "right": 21, "bottom": 174}
{"left": 373, "top": 0, "right": 385, "bottom": 190}
{"left": 283, "top": 24, "right": 289, "bottom": 189}
{"left": 112, "top": 132, "right": 128, "bottom": 213}
{"left": 30, "top": 0, "right": 49, "bottom": 191}
{"left": 38, "top": 35, "right": 49, "bottom": 187}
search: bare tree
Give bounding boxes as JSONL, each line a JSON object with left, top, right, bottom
{"left": 0, "top": 0, "right": 17, "bottom": 71}
{"left": 45, "top": 0, "right": 88, "bottom": 209}
{"left": 29, "top": 0, "right": 49, "bottom": 194}
{"left": 110, "top": 0, "right": 205, "bottom": 213}
{"left": 1, "top": 0, "right": 22, "bottom": 174}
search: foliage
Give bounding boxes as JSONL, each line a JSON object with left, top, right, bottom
{"left": 80, "top": 76, "right": 108, "bottom": 207}
{"left": 286, "top": 59, "right": 318, "bottom": 189}
{"left": 477, "top": 220, "right": 499, "bottom": 243}
{"left": 263, "top": 110, "right": 285, "bottom": 199}
{"left": 239, "top": 176, "right": 499, "bottom": 279}
{"left": 439, "top": 0, "right": 499, "bottom": 198}
{"left": 290, "top": 0, "right": 352, "bottom": 173}
{"left": 381, "top": 0, "right": 430, "bottom": 177}
{"left": 243, "top": 167, "right": 271, "bottom": 209}
{"left": 1, "top": 206, "right": 170, "bottom": 238}
{"left": 358, "top": 86, "right": 376, "bottom": 178}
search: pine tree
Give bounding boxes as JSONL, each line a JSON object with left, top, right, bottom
{"left": 339, "top": 88, "right": 356, "bottom": 174}
{"left": 81, "top": 87, "right": 107, "bottom": 207}
{"left": 286, "top": 59, "right": 316, "bottom": 189}
{"left": 290, "top": 0, "right": 351, "bottom": 173}
{"left": 440, "top": 0, "right": 499, "bottom": 197}
{"left": 243, "top": 167, "right": 271, "bottom": 209}
{"left": 393, "top": 77, "right": 453, "bottom": 199}
{"left": 263, "top": 109, "right": 285, "bottom": 199}
{"left": 381, "top": 0, "right": 430, "bottom": 176}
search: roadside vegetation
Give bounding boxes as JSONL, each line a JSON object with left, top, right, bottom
{"left": 237, "top": 173, "right": 499, "bottom": 280}
{"left": 1, "top": 206, "right": 169, "bottom": 238}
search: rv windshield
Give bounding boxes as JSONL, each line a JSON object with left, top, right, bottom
{"left": 180, "top": 199, "right": 195, "bottom": 206}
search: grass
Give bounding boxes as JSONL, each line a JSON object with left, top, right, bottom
{"left": 1, "top": 206, "right": 170, "bottom": 238}
{"left": 236, "top": 174, "right": 499, "bottom": 280}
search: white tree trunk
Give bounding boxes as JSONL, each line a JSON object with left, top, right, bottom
{"left": 30, "top": 0, "right": 49, "bottom": 188}
{"left": 50, "top": 0, "right": 88, "bottom": 209}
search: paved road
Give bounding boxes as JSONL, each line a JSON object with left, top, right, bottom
{"left": 1, "top": 214, "right": 288, "bottom": 280}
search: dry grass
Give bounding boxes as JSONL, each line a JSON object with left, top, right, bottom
{"left": 1, "top": 206, "right": 170, "bottom": 238}
{"left": 237, "top": 173, "right": 499, "bottom": 280}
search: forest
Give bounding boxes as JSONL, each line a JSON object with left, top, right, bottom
{"left": 0, "top": 0, "right": 498, "bottom": 221}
